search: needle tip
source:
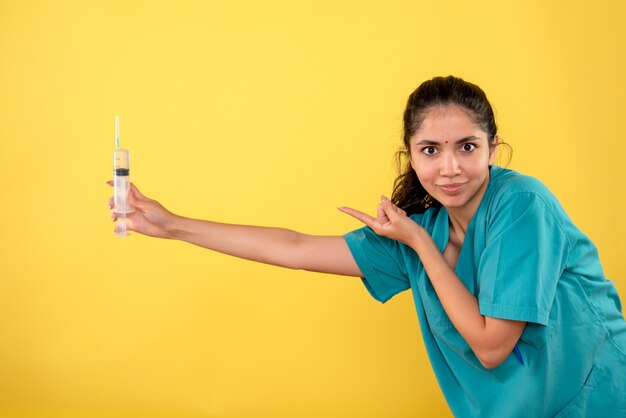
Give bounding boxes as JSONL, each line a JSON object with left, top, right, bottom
{"left": 115, "top": 115, "right": 120, "bottom": 148}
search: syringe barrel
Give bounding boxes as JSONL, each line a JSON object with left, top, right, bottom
{"left": 113, "top": 148, "right": 133, "bottom": 214}
{"left": 114, "top": 147, "right": 130, "bottom": 171}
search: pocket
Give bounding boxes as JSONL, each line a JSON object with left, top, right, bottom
{"left": 556, "top": 341, "right": 626, "bottom": 417}
{"left": 553, "top": 365, "right": 596, "bottom": 418}
{"left": 426, "top": 310, "right": 476, "bottom": 359}
{"left": 418, "top": 280, "right": 477, "bottom": 360}
{"left": 518, "top": 321, "right": 554, "bottom": 350}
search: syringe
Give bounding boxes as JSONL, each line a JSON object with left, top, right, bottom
{"left": 113, "top": 115, "right": 133, "bottom": 236}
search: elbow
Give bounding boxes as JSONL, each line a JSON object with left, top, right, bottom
{"left": 475, "top": 348, "right": 509, "bottom": 370}
{"left": 471, "top": 320, "right": 526, "bottom": 369}
{"left": 478, "top": 357, "right": 504, "bottom": 370}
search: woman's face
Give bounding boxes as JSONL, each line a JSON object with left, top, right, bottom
{"left": 409, "top": 105, "right": 497, "bottom": 218}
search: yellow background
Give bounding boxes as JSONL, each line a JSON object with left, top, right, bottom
{"left": 1, "top": 1, "right": 625, "bottom": 417}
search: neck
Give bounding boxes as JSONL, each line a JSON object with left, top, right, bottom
{"left": 446, "top": 208, "right": 473, "bottom": 235}
{"left": 447, "top": 212, "right": 469, "bottom": 247}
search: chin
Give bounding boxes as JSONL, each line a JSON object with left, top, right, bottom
{"left": 433, "top": 195, "right": 468, "bottom": 208}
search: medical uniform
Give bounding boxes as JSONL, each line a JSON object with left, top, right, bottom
{"left": 344, "top": 167, "right": 626, "bottom": 417}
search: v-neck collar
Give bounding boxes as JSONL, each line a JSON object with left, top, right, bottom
{"left": 432, "top": 166, "right": 501, "bottom": 275}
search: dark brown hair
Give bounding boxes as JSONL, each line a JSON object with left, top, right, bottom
{"left": 391, "top": 76, "right": 500, "bottom": 215}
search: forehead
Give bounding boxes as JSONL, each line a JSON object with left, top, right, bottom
{"left": 414, "top": 105, "right": 484, "bottom": 139}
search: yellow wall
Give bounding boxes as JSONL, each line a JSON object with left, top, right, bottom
{"left": 1, "top": 1, "right": 625, "bottom": 417}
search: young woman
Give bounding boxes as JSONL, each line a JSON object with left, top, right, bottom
{"left": 109, "top": 76, "right": 626, "bottom": 417}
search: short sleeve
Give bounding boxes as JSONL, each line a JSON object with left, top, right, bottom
{"left": 344, "top": 226, "right": 410, "bottom": 303}
{"left": 477, "top": 192, "right": 572, "bottom": 326}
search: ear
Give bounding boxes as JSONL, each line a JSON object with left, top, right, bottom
{"left": 488, "top": 134, "right": 499, "bottom": 165}
{"left": 408, "top": 146, "right": 416, "bottom": 170}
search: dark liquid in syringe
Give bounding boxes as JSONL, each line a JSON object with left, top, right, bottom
{"left": 114, "top": 168, "right": 130, "bottom": 176}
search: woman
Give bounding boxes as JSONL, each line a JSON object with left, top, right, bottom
{"left": 109, "top": 76, "right": 626, "bottom": 417}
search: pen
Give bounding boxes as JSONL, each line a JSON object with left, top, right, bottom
{"left": 513, "top": 345, "right": 524, "bottom": 366}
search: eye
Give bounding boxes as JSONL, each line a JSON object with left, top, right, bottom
{"left": 422, "top": 146, "right": 438, "bottom": 155}
{"left": 461, "top": 143, "right": 476, "bottom": 152}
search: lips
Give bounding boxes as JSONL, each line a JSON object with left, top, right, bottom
{"left": 438, "top": 183, "right": 465, "bottom": 194}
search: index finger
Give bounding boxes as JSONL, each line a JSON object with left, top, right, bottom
{"left": 338, "top": 206, "right": 380, "bottom": 229}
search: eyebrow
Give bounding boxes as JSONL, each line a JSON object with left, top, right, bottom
{"left": 415, "top": 135, "right": 481, "bottom": 146}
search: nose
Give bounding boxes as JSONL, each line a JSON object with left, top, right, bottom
{"left": 440, "top": 151, "right": 461, "bottom": 177}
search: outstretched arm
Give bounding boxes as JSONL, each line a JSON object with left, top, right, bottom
{"left": 340, "top": 197, "right": 526, "bottom": 369}
{"left": 108, "top": 182, "right": 362, "bottom": 277}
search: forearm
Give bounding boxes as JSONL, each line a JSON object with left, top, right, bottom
{"left": 411, "top": 230, "right": 486, "bottom": 337}
{"left": 165, "top": 215, "right": 361, "bottom": 276}
{"left": 168, "top": 216, "right": 306, "bottom": 269}
{"left": 410, "top": 229, "right": 522, "bottom": 368}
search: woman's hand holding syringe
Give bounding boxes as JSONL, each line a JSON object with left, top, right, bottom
{"left": 108, "top": 182, "right": 179, "bottom": 239}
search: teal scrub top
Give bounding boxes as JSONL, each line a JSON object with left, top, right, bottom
{"left": 344, "top": 167, "right": 626, "bottom": 417}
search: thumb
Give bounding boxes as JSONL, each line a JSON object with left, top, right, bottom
{"left": 380, "top": 196, "right": 402, "bottom": 222}
{"left": 128, "top": 186, "right": 149, "bottom": 209}
{"left": 129, "top": 183, "right": 148, "bottom": 200}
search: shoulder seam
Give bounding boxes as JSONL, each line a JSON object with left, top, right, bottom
{"left": 495, "top": 190, "right": 574, "bottom": 252}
